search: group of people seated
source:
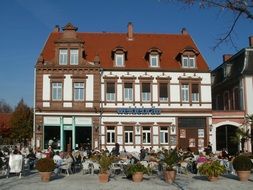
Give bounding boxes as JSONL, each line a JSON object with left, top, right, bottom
{"left": 1, "top": 142, "right": 240, "bottom": 178}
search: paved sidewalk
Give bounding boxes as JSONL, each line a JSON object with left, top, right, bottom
{"left": 0, "top": 171, "right": 252, "bottom": 190}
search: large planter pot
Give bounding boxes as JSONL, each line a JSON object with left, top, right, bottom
{"left": 236, "top": 171, "right": 251, "bottom": 181}
{"left": 132, "top": 172, "right": 143, "bottom": 182}
{"left": 164, "top": 170, "right": 176, "bottom": 184}
{"left": 39, "top": 172, "right": 52, "bottom": 182}
{"left": 99, "top": 173, "right": 109, "bottom": 183}
{"left": 208, "top": 176, "right": 218, "bottom": 182}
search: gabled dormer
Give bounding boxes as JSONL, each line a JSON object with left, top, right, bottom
{"left": 112, "top": 46, "right": 127, "bottom": 67}
{"left": 54, "top": 23, "right": 85, "bottom": 66}
{"left": 177, "top": 46, "right": 199, "bottom": 69}
{"left": 145, "top": 47, "right": 162, "bottom": 68}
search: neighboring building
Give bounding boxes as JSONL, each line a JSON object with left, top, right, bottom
{"left": 34, "top": 23, "right": 212, "bottom": 152}
{"left": 211, "top": 36, "right": 253, "bottom": 154}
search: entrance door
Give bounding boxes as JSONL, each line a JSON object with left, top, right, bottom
{"left": 64, "top": 130, "right": 72, "bottom": 152}
{"left": 216, "top": 125, "right": 238, "bottom": 155}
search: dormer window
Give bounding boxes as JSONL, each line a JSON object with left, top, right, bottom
{"left": 146, "top": 47, "right": 162, "bottom": 68}
{"left": 178, "top": 46, "right": 199, "bottom": 69}
{"left": 150, "top": 54, "right": 159, "bottom": 67}
{"left": 182, "top": 55, "right": 196, "bottom": 68}
{"left": 70, "top": 49, "right": 79, "bottom": 65}
{"left": 115, "top": 53, "right": 124, "bottom": 67}
{"left": 59, "top": 48, "right": 79, "bottom": 65}
{"left": 112, "top": 46, "right": 127, "bottom": 67}
{"left": 59, "top": 49, "right": 68, "bottom": 65}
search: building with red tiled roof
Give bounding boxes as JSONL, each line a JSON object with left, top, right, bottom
{"left": 34, "top": 23, "right": 212, "bottom": 152}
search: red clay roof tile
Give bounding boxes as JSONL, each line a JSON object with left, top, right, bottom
{"left": 41, "top": 32, "right": 209, "bottom": 71}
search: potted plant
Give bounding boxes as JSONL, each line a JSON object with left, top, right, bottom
{"left": 35, "top": 158, "right": 55, "bottom": 182}
{"left": 162, "top": 148, "right": 180, "bottom": 183}
{"left": 232, "top": 155, "right": 253, "bottom": 181}
{"left": 97, "top": 154, "right": 114, "bottom": 183}
{"left": 126, "top": 163, "right": 149, "bottom": 182}
{"left": 198, "top": 160, "right": 226, "bottom": 181}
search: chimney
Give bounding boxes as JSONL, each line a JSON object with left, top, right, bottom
{"left": 249, "top": 36, "right": 253, "bottom": 47}
{"left": 181, "top": 28, "right": 188, "bottom": 35}
{"left": 127, "top": 22, "right": 133, "bottom": 40}
{"left": 53, "top": 25, "right": 60, "bottom": 32}
{"left": 223, "top": 54, "right": 233, "bottom": 62}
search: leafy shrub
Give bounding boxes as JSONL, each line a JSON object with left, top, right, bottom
{"left": 233, "top": 155, "right": 253, "bottom": 171}
{"left": 36, "top": 158, "right": 55, "bottom": 172}
{"left": 98, "top": 154, "right": 114, "bottom": 173}
{"left": 126, "top": 163, "right": 149, "bottom": 176}
{"left": 163, "top": 148, "right": 180, "bottom": 171}
{"left": 198, "top": 160, "right": 226, "bottom": 177}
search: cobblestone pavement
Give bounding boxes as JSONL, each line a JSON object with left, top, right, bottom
{"left": 0, "top": 171, "right": 252, "bottom": 190}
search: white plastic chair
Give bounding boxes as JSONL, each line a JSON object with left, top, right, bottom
{"left": 60, "top": 162, "right": 72, "bottom": 176}
{"left": 91, "top": 162, "right": 100, "bottom": 175}
{"left": 82, "top": 161, "right": 91, "bottom": 175}
{"left": 7, "top": 154, "right": 23, "bottom": 178}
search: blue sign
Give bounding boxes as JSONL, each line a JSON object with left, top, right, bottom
{"left": 117, "top": 107, "right": 161, "bottom": 115}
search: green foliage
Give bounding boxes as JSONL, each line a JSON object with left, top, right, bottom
{"left": 97, "top": 154, "right": 114, "bottom": 173}
{"left": 36, "top": 158, "right": 55, "bottom": 172}
{"left": 126, "top": 163, "right": 149, "bottom": 176}
{"left": 10, "top": 99, "right": 33, "bottom": 143}
{"left": 233, "top": 155, "right": 253, "bottom": 171}
{"left": 198, "top": 160, "right": 226, "bottom": 177}
{"left": 163, "top": 148, "right": 180, "bottom": 171}
{"left": 0, "top": 99, "right": 13, "bottom": 113}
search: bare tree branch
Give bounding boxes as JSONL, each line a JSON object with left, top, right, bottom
{"left": 213, "top": 11, "right": 242, "bottom": 50}
{"left": 168, "top": 0, "right": 253, "bottom": 49}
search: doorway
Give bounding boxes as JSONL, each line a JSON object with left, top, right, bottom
{"left": 216, "top": 125, "right": 238, "bottom": 155}
{"left": 64, "top": 130, "right": 72, "bottom": 152}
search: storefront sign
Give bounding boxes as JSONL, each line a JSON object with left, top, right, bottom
{"left": 117, "top": 107, "right": 161, "bottom": 115}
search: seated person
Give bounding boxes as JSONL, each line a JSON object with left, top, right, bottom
{"left": 53, "top": 151, "right": 63, "bottom": 175}
{"left": 196, "top": 152, "right": 208, "bottom": 164}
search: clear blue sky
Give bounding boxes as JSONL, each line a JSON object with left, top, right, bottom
{"left": 0, "top": 0, "right": 252, "bottom": 108}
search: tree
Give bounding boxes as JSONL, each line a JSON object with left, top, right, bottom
{"left": 231, "top": 114, "right": 253, "bottom": 153}
{"left": 10, "top": 99, "right": 33, "bottom": 144}
{"left": 0, "top": 99, "right": 13, "bottom": 113}
{"left": 245, "top": 114, "right": 253, "bottom": 152}
{"left": 169, "top": 0, "right": 253, "bottom": 49}
{"left": 231, "top": 127, "right": 251, "bottom": 152}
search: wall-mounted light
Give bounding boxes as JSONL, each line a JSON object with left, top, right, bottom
{"left": 36, "top": 124, "right": 41, "bottom": 131}
{"left": 95, "top": 125, "right": 99, "bottom": 132}
{"left": 136, "top": 124, "right": 140, "bottom": 132}
{"left": 170, "top": 124, "right": 176, "bottom": 134}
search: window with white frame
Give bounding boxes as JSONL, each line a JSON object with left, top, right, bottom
{"left": 70, "top": 49, "right": 79, "bottom": 65}
{"left": 106, "top": 126, "right": 115, "bottom": 144}
{"left": 191, "top": 84, "right": 199, "bottom": 102}
{"left": 74, "top": 82, "right": 84, "bottom": 101}
{"left": 182, "top": 55, "right": 195, "bottom": 68}
{"left": 59, "top": 49, "right": 68, "bottom": 65}
{"left": 150, "top": 54, "right": 159, "bottom": 67}
{"left": 124, "top": 83, "right": 133, "bottom": 101}
{"left": 142, "top": 126, "right": 151, "bottom": 144}
{"left": 106, "top": 82, "right": 115, "bottom": 101}
{"left": 160, "top": 127, "right": 169, "bottom": 144}
{"left": 115, "top": 54, "right": 124, "bottom": 67}
{"left": 52, "top": 82, "right": 62, "bottom": 100}
{"left": 181, "top": 84, "right": 189, "bottom": 102}
{"left": 142, "top": 83, "right": 151, "bottom": 101}
{"left": 159, "top": 83, "right": 168, "bottom": 101}
{"left": 124, "top": 126, "right": 133, "bottom": 144}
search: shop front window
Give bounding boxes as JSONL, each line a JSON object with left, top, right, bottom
{"left": 44, "top": 126, "right": 61, "bottom": 150}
